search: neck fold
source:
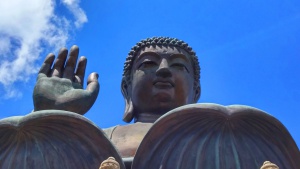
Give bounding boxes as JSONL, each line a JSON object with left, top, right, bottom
{"left": 135, "top": 113, "right": 162, "bottom": 123}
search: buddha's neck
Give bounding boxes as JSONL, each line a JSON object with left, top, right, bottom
{"left": 135, "top": 113, "right": 162, "bottom": 123}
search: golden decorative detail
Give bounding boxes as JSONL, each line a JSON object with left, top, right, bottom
{"left": 99, "top": 157, "right": 120, "bottom": 169}
{"left": 260, "top": 161, "right": 279, "bottom": 169}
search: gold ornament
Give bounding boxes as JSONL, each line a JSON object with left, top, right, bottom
{"left": 99, "top": 157, "right": 120, "bottom": 169}
{"left": 260, "top": 161, "right": 279, "bottom": 169}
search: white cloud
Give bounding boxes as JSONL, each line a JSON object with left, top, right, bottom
{"left": 62, "top": 0, "right": 88, "bottom": 28}
{"left": 0, "top": 37, "right": 11, "bottom": 57}
{"left": 0, "top": 0, "right": 87, "bottom": 98}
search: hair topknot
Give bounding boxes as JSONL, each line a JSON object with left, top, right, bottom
{"left": 122, "top": 37, "right": 200, "bottom": 89}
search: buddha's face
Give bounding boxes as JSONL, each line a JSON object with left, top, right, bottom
{"left": 129, "top": 45, "right": 196, "bottom": 116}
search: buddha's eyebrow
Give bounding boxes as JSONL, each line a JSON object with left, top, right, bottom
{"left": 169, "top": 53, "right": 189, "bottom": 62}
{"left": 135, "top": 52, "right": 160, "bottom": 63}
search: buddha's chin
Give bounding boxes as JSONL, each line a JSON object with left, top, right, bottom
{"left": 151, "top": 100, "right": 176, "bottom": 115}
{"left": 152, "top": 89, "right": 174, "bottom": 102}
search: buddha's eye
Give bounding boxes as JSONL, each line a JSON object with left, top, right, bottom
{"left": 138, "top": 60, "right": 157, "bottom": 69}
{"left": 171, "top": 63, "right": 189, "bottom": 72}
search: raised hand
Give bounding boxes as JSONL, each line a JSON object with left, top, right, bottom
{"left": 33, "top": 45, "right": 99, "bottom": 115}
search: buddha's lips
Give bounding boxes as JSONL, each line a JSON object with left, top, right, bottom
{"left": 153, "top": 80, "right": 174, "bottom": 89}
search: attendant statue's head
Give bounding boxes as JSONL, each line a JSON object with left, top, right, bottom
{"left": 121, "top": 37, "right": 201, "bottom": 123}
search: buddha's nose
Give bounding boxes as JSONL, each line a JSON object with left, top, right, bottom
{"left": 155, "top": 59, "right": 172, "bottom": 78}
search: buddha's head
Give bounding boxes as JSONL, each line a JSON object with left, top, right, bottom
{"left": 121, "top": 37, "right": 201, "bottom": 123}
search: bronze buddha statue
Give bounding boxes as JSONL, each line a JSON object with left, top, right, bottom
{"left": 28, "top": 37, "right": 299, "bottom": 168}
{"left": 106, "top": 37, "right": 201, "bottom": 157}
{"left": 33, "top": 37, "right": 201, "bottom": 157}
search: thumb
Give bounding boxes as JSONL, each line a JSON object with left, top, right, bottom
{"left": 86, "top": 72, "right": 100, "bottom": 97}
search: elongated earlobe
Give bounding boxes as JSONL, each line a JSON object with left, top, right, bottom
{"left": 121, "top": 80, "right": 134, "bottom": 123}
{"left": 194, "top": 85, "right": 201, "bottom": 102}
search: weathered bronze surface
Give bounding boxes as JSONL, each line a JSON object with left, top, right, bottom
{"left": 110, "top": 38, "right": 201, "bottom": 157}
{"left": 33, "top": 46, "right": 99, "bottom": 115}
{"left": 132, "top": 104, "right": 300, "bottom": 168}
{"left": 121, "top": 37, "right": 200, "bottom": 123}
{"left": 122, "top": 45, "right": 200, "bottom": 123}
{"left": 106, "top": 123, "right": 153, "bottom": 157}
{"left": 0, "top": 37, "right": 299, "bottom": 169}
{"left": 0, "top": 110, "right": 125, "bottom": 169}
{"left": 32, "top": 37, "right": 202, "bottom": 158}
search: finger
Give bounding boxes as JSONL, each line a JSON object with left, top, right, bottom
{"left": 86, "top": 72, "right": 100, "bottom": 96}
{"left": 74, "top": 56, "right": 87, "bottom": 86}
{"left": 51, "top": 47, "right": 68, "bottom": 77}
{"left": 79, "top": 73, "right": 99, "bottom": 115}
{"left": 63, "top": 45, "right": 79, "bottom": 80}
{"left": 37, "top": 53, "right": 55, "bottom": 81}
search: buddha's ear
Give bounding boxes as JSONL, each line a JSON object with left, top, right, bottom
{"left": 121, "top": 79, "right": 134, "bottom": 123}
{"left": 194, "top": 84, "right": 201, "bottom": 103}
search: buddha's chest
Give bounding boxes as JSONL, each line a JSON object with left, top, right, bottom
{"left": 109, "top": 123, "right": 153, "bottom": 158}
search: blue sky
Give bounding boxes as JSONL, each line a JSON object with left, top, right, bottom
{"left": 0, "top": 0, "right": 299, "bottom": 147}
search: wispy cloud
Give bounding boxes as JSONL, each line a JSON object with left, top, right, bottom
{"left": 0, "top": 0, "right": 87, "bottom": 99}
{"left": 62, "top": 0, "right": 88, "bottom": 28}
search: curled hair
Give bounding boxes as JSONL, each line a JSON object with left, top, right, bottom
{"left": 122, "top": 37, "right": 200, "bottom": 89}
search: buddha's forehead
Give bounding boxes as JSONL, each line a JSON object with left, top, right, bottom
{"left": 136, "top": 45, "right": 190, "bottom": 58}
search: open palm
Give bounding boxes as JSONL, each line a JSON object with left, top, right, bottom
{"left": 33, "top": 46, "right": 99, "bottom": 115}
